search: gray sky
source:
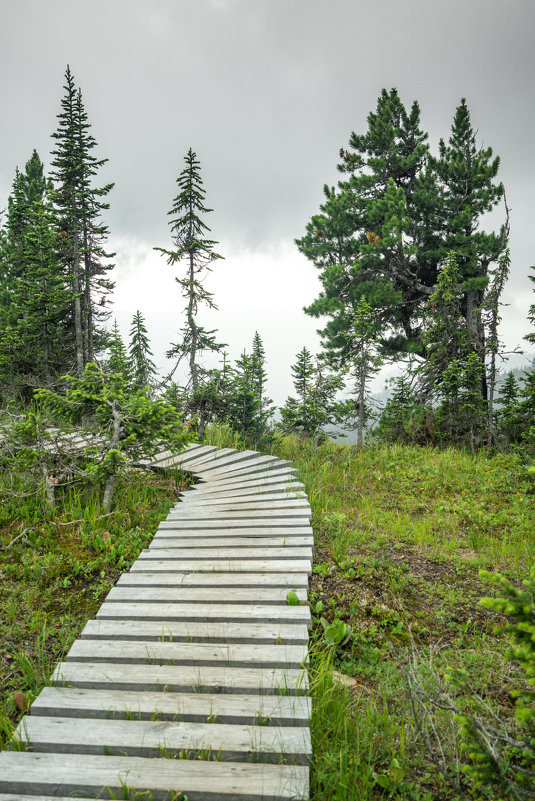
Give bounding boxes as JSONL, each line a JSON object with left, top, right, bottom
{"left": 1, "top": 0, "right": 534, "bottom": 403}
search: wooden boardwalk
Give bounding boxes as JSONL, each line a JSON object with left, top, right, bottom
{"left": 0, "top": 443, "right": 312, "bottom": 800}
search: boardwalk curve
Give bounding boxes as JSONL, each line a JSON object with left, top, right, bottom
{"left": 0, "top": 443, "right": 313, "bottom": 800}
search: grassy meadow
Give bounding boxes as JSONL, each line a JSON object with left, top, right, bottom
{"left": 273, "top": 435, "right": 535, "bottom": 800}
{"left": 0, "top": 430, "right": 534, "bottom": 800}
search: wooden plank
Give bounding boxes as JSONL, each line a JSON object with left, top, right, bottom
{"left": 183, "top": 446, "right": 237, "bottom": 464}
{"left": 175, "top": 496, "right": 309, "bottom": 509}
{"left": 167, "top": 506, "right": 311, "bottom": 519}
{"left": 96, "top": 603, "right": 311, "bottom": 624}
{"left": 52, "top": 661, "right": 309, "bottom": 694}
{"left": 182, "top": 449, "right": 259, "bottom": 471}
{"left": 189, "top": 474, "right": 302, "bottom": 495}
{"left": 158, "top": 519, "right": 312, "bottom": 530}
{"left": 31, "top": 686, "right": 312, "bottom": 725}
{"left": 81, "top": 619, "right": 310, "bottom": 644}
{"left": 117, "top": 571, "right": 309, "bottom": 587}
{"left": 129, "top": 559, "right": 312, "bottom": 573}
{"left": 140, "top": 547, "right": 313, "bottom": 560}
{"left": 0, "top": 752, "right": 309, "bottom": 800}
{"left": 106, "top": 586, "right": 308, "bottom": 603}
{"left": 191, "top": 468, "right": 298, "bottom": 488}
{"left": 182, "top": 480, "right": 305, "bottom": 498}
{"left": 153, "top": 529, "right": 313, "bottom": 540}
{"left": 148, "top": 537, "right": 313, "bottom": 549}
{"left": 16, "top": 715, "right": 311, "bottom": 763}
{"left": 203, "top": 458, "right": 291, "bottom": 476}
{"left": 66, "top": 640, "right": 307, "bottom": 668}
{"left": 171, "top": 444, "right": 219, "bottom": 466}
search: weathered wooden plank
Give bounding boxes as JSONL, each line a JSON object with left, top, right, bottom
{"left": 0, "top": 752, "right": 309, "bottom": 800}
{"left": 198, "top": 455, "right": 281, "bottom": 478}
{"left": 81, "top": 619, "right": 309, "bottom": 644}
{"left": 175, "top": 496, "right": 309, "bottom": 509}
{"left": 158, "top": 519, "right": 312, "bottom": 530}
{"left": 66, "top": 640, "right": 307, "bottom": 669}
{"left": 159, "top": 521, "right": 312, "bottom": 532}
{"left": 53, "top": 661, "right": 309, "bottom": 694}
{"left": 182, "top": 480, "right": 305, "bottom": 497}
{"left": 96, "top": 602, "right": 311, "bottom": 624}
{"left": 166, "top": 507, "right": 311, "bottom": 520}
{"left": 148, "top": 536, "right": 313, "bottom": 549}
{"left": 16, "top": 715, "right": 311, "bottom": 763}
{"left": 181, "top": 446, "right": 237, "bottom": 464}
{"left": 153, "top": 529, "right": 313, "bottom": 540}
{"left": 31, "top": 686, "right": 312, "bottom": 725}
{"left": 141, "top": 547, "right": 313, "bottom": 560}
{"left": 183, "top": 449, "right": 259, "bottom": 471}
{"left": 188, "top": 472, "right": 305, "bottom": 498}
{"left": 171, "top": 444, "right": 219, "bottom": 466}
{"left": 106, "top": 586, "right": 308, "bottom": 603}
{"left": 117, "top": 571, "right": 309, "bottom": 587}
{"left": 129, "top": 558, "right": 312, "bottom": 573}
{"left": 205, "top": 468, "right": 298, "bottom": 488}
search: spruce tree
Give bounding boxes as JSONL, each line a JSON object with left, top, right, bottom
{"left": 418, "top": 252, "right": 470, "bottom": 398}
{"left": 280, "top": 348, "right": 350, "bottom": 451}
{"left": 496, "top": 371, "right": 522, "bottom": 444}
{"left": 429, "top": 98, "right": 508, "bottom": 396}
{"left": 297, "top": 91, "right": 509, "bottom": 393}
{"left": 50, "top": 65, "right": 114, "bottom": 376}
{"left": 129, "top": 310, "right": 157, "bottom": 392}
{"left": 297, "top": 88, "right": 430, "bottom": 366}
{"left": 226, "top": 351, "right": 268, "bottom": 443}
{"left": 251, "top": 331, "right": 272, "bottom": 420}
{"left": 0, "top": 156, "right": 72, "bottom": 396}
{"left": 155, "top": 148, "right": 224, "bottom": 392}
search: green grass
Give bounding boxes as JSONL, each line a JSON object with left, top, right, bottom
{"left": 272, "top": 434, "right": 535, "bottom": 800}
{"left": 0, "top": 466, "right": 190, "bottom": 748}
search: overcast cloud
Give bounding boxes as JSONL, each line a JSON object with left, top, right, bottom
{"left": 1, "top": 0, "right": 534, "bottom": 404}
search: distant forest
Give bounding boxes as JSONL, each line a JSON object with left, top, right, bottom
{"left": 1, "top": 69, "right": 534, "bottom": 462}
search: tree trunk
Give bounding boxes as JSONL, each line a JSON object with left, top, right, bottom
{"left": 188, "top": 251, "right": 199, "bottom": 393}
{"left": 356, "top": 353, "right": 367, "bottom": 450}
{"left": 102, "top": 398, "right": 122, "bottom": 513}
{"left": 39, "top": 457, "right": 55, "bottom": 508}
{"left": 465, "top": 289, "right": 487, "bottom": 399}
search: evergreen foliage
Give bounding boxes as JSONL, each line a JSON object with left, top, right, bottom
{"left": 155, "top": 148, "right": 225, "bottom": 392}
{"left": 50, "top": 65, "right": 115, "bottom": 375}
{"left": 128, "top": 310, "right": 157, "bottom": 392}
{"left": 280, "top": 347, "right": 352, "bottom": 450}
{"left": 37, "top": 362, "right": 188, "bottom": 511}
{"left": 297, "top": 90, "right": 509, "bottom": 402}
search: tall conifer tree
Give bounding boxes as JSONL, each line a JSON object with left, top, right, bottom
{"left": 155, "top": 148, "right": 224, "bottom": 391}
{"left": 51, "top": 65, "right": 114, "bottom": 376}
{"left": 129, "top": 310, "right": 157, "bottom": 391}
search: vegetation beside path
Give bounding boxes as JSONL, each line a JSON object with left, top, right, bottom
{"left": 1, "top": 429, "right": 534, "bottom": 800}
{"left": 272, "top": 434, "right": 535, "bottom": 801}
{"left": 0, "top": 468, "right": 189, "bottom": 746}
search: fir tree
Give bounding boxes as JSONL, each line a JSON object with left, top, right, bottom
{"left": 297, "top": 91, "right": 509, "bottom": 390}
{"left": 107, "top": 320, "right": 131, "bottom": 386}
{"left": 297, "top": 88, "right": 430, "bottom": 367}
{"left": 129, "top": 310, "right": 157, "bottom": 392}
{"left": 496, "top": 371, "right": 522, "bottom": 444}
{"left": 280, "top": 348, "right": 350, "bottom": 451}
{"left": 226, "top": 351, "right": 268, "bottom": 443}
{"left": 51, "top": 65, "right": 115, "bottom": 376}
{"left": 155, "top": 148, "right": 225, "bottom": 392}
{"left": 429, "top": 99, "right": 508, "bottom": 397}
{"left": 418, "top": 252, "right": 469, "bottom": 399}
